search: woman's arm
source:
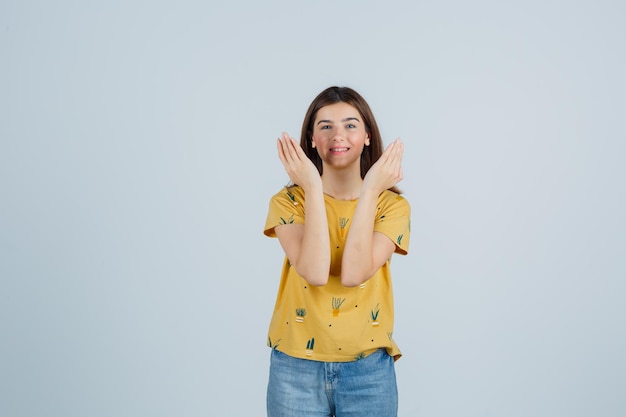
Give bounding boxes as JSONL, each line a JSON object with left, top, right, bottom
{"left": 341, "top": 191, "right": 396, "bottom": 287}
{"left": 275, "top": 134, "right": 330, "bottom": 286}
{"left": 341, "top": 139, "right": 404, "bottom": 287}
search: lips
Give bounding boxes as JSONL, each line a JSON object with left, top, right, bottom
{"left": 330, "top": 147, "right": 349, "bottom": 152}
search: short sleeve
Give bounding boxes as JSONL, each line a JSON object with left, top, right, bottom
{"left": 263, "top": 186, "right": 306, "bottom": 237}
{"left": 374, "top": 192, "right": 411, "bottom": 255}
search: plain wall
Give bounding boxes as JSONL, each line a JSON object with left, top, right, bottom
{"left": 1, "top": 1, "right": 625, "bottom": 416}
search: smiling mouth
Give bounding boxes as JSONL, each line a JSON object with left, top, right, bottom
{"left": 330, "top": 147, "right": 349, "bottom": 152}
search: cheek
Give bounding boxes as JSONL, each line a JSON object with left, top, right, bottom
{"left": 311, "top": 133, "right": 328, "bottom": 148}
{"left": 314, "top": 130, "right": 331, "bottom": 140}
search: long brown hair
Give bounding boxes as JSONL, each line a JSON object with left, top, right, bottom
{"left": 299, "top": 86, "right": 400, "bottom": 194}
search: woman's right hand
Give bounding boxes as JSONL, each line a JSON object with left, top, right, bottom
{"left": 277, "top": 132, "right": 322, "bottom": 191}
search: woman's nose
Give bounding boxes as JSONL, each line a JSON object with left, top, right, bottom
{"left": 332, "top": 128, "right": 346, "bottom": 141}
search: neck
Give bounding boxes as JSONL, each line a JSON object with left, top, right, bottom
{"left": 321, "top": 165, "right": 363, "bottom": 201}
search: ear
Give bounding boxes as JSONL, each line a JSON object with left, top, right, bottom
{"left": 365, "top": 135, "right": 370, "bottom": 146}
{"left": 311, "top": 136, "right": 316, "bottom": 148}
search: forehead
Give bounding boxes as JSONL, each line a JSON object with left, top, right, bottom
{"left": 314, "top": 102, "right": 361, "bottom": 122}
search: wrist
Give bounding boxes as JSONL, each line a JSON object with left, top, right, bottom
{"left": 359, "top": 187, "right": 381, "bottom": 201}
{"left": 301, "top": 181, "right": 324, "bottom": 196}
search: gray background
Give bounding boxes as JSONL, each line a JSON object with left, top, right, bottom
{"left": 1, "top": 1, "right": 625, "bottom": 416}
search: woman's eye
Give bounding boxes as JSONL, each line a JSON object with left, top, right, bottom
{"left": 346, "top": 124, "right": 356, "bottom": 128}
{"left": 320, "top": 125, "right": 331, "bottom": 130}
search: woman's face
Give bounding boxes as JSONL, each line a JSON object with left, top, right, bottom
{"left": 311, "top": 102, "right": 370, "bottom": 171}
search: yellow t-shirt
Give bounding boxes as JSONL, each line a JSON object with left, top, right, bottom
{"left": 264, "top": 186, "right": 410, "bottom": 362}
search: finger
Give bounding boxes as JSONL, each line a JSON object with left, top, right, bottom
{"left": 278, "top": 135, "right": 298, "bottom": 163}
{"left": 388, "top": 139, "right": 403, "bottom": 163}
{"left": 285, "top": 135, "right": 307, "bottom": 164}
{"left": 277, "top": 138, "right": 290, "bottom": 165}
{"left": 378, "top": 140, "right": 394, "bottom": 164}
{"left": 393, "top": 139, "right": 404, "bottom": 161}
{"left": 394, "top": 141, "right": 404, "bottom": 176}
{"left": 390, "top": 142, "right": 404, "bottom": 174}
{"left": 282, "top": 137, "right": 300, "bottom": 163}
{"left": 292, "top": 138, "right": 308, "bottom": 160}
{"left": 278, "top": 134, "right": 297, "bottom": 162}
{"left": 383, "top": 139, "right": 402, "bottom": 165}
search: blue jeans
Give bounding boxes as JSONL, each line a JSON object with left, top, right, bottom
{"left": 267, "top": 349, "right": 398, "bottom": 417}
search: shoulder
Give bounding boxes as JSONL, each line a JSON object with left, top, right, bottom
{"left": 266, "top": 185, "right": 306, "bottom": 218}
{"left": 378, "top": 190, "right": 410, "bottom": 210}
{"left": 264, "top": 186, "right": 305, "bottom": 237}
{"left": 270, "top": 185, "right": 305, "bottom": 205}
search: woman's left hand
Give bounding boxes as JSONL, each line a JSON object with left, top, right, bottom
{"left": 362, "top": 138, "right": 404, "bottom": 194}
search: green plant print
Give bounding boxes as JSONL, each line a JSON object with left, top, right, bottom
{"left": 332, "top": 297, "right": 346, "bottom": 317}
{"left": 371, "top": 303, "right": 380, "bottom": 327}
{"left": 286, "top": 190, "right": 298, "bottom": 205}
{"left": 339, "top": 217, "right": 349, "bottom": 238}
{"left": 354, "top": 352, "right": 366, "bottom": 361}
{"left": 397, "top": 234, "right": 404, "bottom": 245}
{"left": 305, "top": 338, "right": 315, "bottom": 356}
{"left": 295, "top": 308, "right": 306, "bottom": 322}
{"left": 268, "top": 337, "right": 281, "bottom": 350}
{"left": 306, "top": 338, "right": 315, "bottom": 349}
{"left": 279, "top": 214, "right": 295, "bottom": 225}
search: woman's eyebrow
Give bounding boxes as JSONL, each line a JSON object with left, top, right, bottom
{"left": 316, "top": 117, "right": 361, "bottom": 125}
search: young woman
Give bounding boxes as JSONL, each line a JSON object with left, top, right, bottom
{"left": 263, "top": 86, "right": 410, "bottom": 417}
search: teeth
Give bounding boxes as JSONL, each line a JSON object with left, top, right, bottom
{"left": 331, "top": 148, "right": 348, "bottom": 152}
